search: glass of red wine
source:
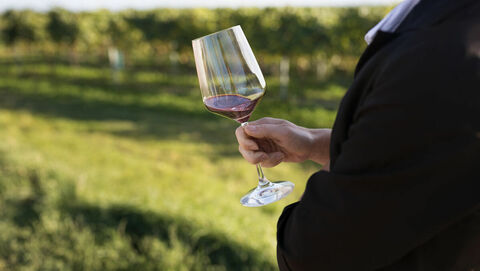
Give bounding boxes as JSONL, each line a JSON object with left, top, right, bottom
{"left": 192, "top": 25, "right": 294, "bottom": 207}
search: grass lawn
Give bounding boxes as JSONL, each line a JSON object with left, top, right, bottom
{"left": 0, "top": 58, "right": 348, "bottom": 270}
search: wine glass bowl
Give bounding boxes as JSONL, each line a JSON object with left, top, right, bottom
{"left": 192, "top": 25, "right": 294, "bottom": 207}
{"left": 193, "top": 26, "right": 265, "bottom": 102}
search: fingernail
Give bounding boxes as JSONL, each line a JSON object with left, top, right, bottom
{"left": 247, "top": 125, "right": 257, "bottom": 131}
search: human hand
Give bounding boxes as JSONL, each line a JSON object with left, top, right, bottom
{"left": 235, "top": 117, "right": 331, "bottom": 168}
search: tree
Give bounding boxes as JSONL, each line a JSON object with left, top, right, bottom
{"left": 126, "top": 9, "right": 180, "bottom": 65}
{"left": 46, "top": 9, "right": 79, "bottom": 63}
{"left": 47, "top": 9, "right": 79, "bottom": 45}
{"left": 1, "top": 10, "right": 45, "bottom": 47}
{"left": 259, "top": 8, "right": 329, "bottom": 98}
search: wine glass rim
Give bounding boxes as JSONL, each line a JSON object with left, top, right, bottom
{"left": 192, "top": 25, "right": 241, "bottom": 42}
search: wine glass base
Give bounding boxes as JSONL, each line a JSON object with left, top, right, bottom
{"left": 240, "top": 181, "right": 295, "bottom": 207}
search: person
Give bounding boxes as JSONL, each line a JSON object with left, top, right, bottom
{"left": 235, "top": 0, "right": 480, "bottom": 270}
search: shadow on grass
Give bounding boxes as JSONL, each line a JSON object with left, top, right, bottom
{"left": 62, "top": 202, "right": 276, "bottom": 270}
{"left": 0, "top": 163, "right": 276, "bottom": 271}
{"left": 0, "top": 166, "right": 45, "bottom": 228}
{"left": 0, "top": 69, "right": 197, "bottom": 95}
{"left": 0, "top": 83, "right": 240, "bottom": 157}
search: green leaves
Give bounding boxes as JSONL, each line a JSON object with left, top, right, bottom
{"left": 1, "top": 7, "right": 389, "bottom": 59}
{"left": 1, "top": 10, "right": 46, "bottom": 45}
{"left": 47, "top": 9, "right": 79, "bottom": 45}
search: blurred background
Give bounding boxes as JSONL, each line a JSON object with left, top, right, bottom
{"left": 0, "top": 0, "right": 397, "bottom": 270}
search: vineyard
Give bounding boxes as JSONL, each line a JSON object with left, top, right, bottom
{"left": 0, "top": 6, "right": 390, "bottom": 270}
{"left": 0, "top": 7, "right": 391, "bottom": 72}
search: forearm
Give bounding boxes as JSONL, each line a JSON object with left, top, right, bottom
{"left": 306, "top": 128, "right": 331, "bottom": 166}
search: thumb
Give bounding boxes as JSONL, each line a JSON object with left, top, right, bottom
{"left": 244, "top": 123, "right": 284, "bottom": 140}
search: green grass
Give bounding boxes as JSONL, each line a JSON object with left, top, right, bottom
{"left": 0, "top": 58, "right": 348, "bottom": 270}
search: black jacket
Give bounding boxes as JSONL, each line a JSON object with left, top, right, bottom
{"left": 277, "top": 0, "right": 480, "bottom": 270}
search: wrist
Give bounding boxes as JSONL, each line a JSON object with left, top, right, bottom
{"left": 307, "top": 128, "right": 331, "bottom": 165}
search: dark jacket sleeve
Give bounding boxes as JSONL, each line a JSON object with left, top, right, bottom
{"left": 277, "top": 20, "right": 480, "bottom": 271}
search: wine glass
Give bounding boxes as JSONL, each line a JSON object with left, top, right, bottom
{"left": 192, "top": 25, "right": 294, "bottom": 207}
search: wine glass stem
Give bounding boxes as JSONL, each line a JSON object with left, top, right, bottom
{"left": 241, "top": 122, "right": 271, "bottom": 187}
{"left": 256, "top": 164, "right": 269, "bottom": 187}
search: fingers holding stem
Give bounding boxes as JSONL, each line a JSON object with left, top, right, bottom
{"left": 237, "top": 122, "right": 284, "bottom": 168}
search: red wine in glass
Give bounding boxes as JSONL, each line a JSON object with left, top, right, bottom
{"left": 203, "top": 92, "right": 263, "bottom": 123}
